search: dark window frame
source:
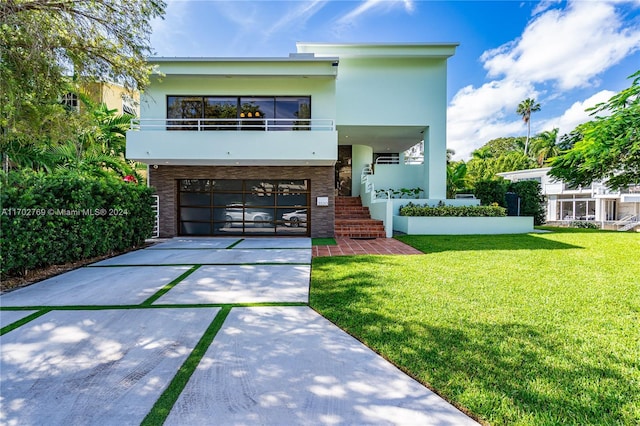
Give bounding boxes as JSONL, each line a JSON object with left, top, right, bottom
{"left": 166, "top": 95, "right": 311, "bottom": 131}
{"left": 178, "top": 179, "right": 311, "bottom": 236}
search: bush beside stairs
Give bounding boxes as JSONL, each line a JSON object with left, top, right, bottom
{"left": 335, "top": 196, "right": 386, "bottom": 239}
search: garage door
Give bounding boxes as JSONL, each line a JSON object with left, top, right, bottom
{"left": 178, "top": 179, "right": 310, "bottom": 236}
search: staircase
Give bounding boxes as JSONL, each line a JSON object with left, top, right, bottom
{"left": 616, "top": 215, "right": 639, "bottom": 231}
{"left": 335, "top": 196, "right": 386, "bottom": 239}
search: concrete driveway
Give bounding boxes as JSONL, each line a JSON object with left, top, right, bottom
{"left": 0, "top": 237, "right": 477, "bottom": 425}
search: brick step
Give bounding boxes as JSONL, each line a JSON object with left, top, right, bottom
{"left": 335, "top": 230, "right": 386, "bottom": 238}
{"left": 335, "top": 197, "right": 385, "bottom": 238}
{"left": 335, "top": 196, "right": 364, "bottom": 206}
{"left": 335, "top": 219, "right": 386, "bottom": 238}
{"left": 335, "top": 207, "right": 370, "bottom": 219}
{"left": 335, "top": 214, "right": 372, "bottom": 220}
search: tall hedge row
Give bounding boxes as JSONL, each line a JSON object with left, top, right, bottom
{"left": 473, "top": 178, "right": 546, "bottom": 225}
{"left": 1, "top": 170, "right": 155, "bottom": 278}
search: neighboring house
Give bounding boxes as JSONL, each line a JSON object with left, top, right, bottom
{"left": 62, "top": 81, "right": 140, "bottom": 116}
{"left": 126, "top": 42, "right": 458, "bottom": 238}
{"left": 498, "top": 167, "right": 640, "bottom": 231}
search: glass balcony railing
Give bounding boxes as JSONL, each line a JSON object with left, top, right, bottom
{"left": 130, "top": 118, "right": 335, "bottom": 132}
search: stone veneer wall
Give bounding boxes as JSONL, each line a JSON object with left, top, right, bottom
{"left": 149, "top": 165, "right": 335, "bottom": 238}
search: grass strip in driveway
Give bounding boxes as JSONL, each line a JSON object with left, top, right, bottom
{"left": 141, "top": 265, "right": 201, "bottom": 306}
{"left": 226, "top": 239, "right": 244, "bottom": 249}
{"left": 141, "top": 305, "right": 232, "bottom": 426}
{"left": 0, "top": 309, "right": 51, "bottom": 336}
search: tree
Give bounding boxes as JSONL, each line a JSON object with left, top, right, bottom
{"left": 530, "top": 128, "right": 560, "bottom": 166}
{"left": 3, "top": 102, "right": 136, "bottom": 178}
{"left": 549, "top": 71, "right": 640, "bottom": 190}
{"left": 516, "top": 98, "right": 541, "bottom": 156}
{"left": 1, "top": 0, "right": 165, "bottom": 156}
{"left": 447, "top": 161, "right": 468, "bottom": 199}
{"left": 480, "top": 136, "right": 526, "bottom": 157}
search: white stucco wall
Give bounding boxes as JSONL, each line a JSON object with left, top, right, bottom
{"left": 394, "top": 216, "right": 534, "bottom": 235}
{"left": 350, "top": 144, "right": 373, "bottom": 197}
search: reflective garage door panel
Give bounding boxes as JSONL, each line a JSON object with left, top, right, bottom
{"left": 178, "top": 179, "right": 310, "bottom": 236}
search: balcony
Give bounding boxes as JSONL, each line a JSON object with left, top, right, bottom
{"left": 130, "top": 118, "right": 335, "bottom": 132}
{"left": 126, "top": 118, "right": 337, "bottom": 166}
{"left": 593, "top": 184, "right": 640, "bottom": 202}
{"left": 544, "top": 182, "right": 593, "bottom": 195}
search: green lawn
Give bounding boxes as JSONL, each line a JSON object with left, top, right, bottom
{"left": 310, "top": 229, "right": 640, "bottom": 425}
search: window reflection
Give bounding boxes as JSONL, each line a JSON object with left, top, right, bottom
{"left": 179, "top": 179, "right": 310, "bottom": 236}
{"left": 166, "top": 96, "right": 311, "bottom": 131}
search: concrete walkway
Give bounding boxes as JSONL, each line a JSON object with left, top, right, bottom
{"left": 0, "top": 237, "right": 477, "bottom": 425}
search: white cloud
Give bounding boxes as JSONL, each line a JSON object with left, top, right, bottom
{"left": 447, "top": 79, "right": 536, "bottom": 159}
{"left": 266, "top": 1, "right": 327, "bottom": 37}
{"left": 447, "top": 0, "right": 640, "bottom": 160}
{"left": 482, "top": 1, "right": 640, "bottom": 90}
{"left": 336, "top": 0, "right": 414, "bottom": 27}
{"left": 538, "top": 90, "right": 616, "bottom": 136}
{"left": 531, "top": 0, "right": 562, "bottom": 16}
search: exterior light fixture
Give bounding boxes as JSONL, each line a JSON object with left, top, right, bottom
{"left": 240, "top": 112, "right": 245, "bottom": 118}
{"left": 255, "top": 111, "right": 260, "bottom": 117}
{"left": 248, "top": 112, "right": 253, "bottom": 118}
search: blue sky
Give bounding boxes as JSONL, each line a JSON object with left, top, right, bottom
{"left": 150, "top": 0, "right": 640, "bottom": 160}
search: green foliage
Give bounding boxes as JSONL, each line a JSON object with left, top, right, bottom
{"left": 446, "top": 161, "right": 468, "bottom": 198}
{"left": 312, "top": 238, "right": 337, "bottom": 246}
{"left": 0, "top": 0, "right": 165, "bottom": 148}
{"left": 473, "top": 179, "right": 507, "bottom": 206}
{"left": 508, "top": 180, "right": 546, "bottom": 225}
{"left": 569, "top": 221, "right": 599, "bottom": 229}
{"left": 2, "top": 102, "right": 136, "bottom": 178}
{"left": 549, "top": 70, "right": 640, "bottom": 190}
{"left": 399, "top": 202, "right": 506, "bottom": 217}
{"left": 529, "top": 128, "right": 560, "bottom": 166}
{"left": 0, "top": 169, "right": 155, "bottom": 277}
{"left": 466, "top": 140, "right": 536, "bottom": 185}
{"left": 472, "top": 180, "right": 544, "bottom": 224}
{"left": 478, "top": 137, "right": 526, "bottom": 157}
{"left": 375, "top": 187, "right": 423, "bottom": 199}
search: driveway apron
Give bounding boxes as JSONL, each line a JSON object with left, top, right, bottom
{"left": 0, "top": 237, "right": 477, "bottom": 425}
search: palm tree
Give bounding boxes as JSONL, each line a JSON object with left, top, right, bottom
{"left": 530, "top": 128, "right": 560, "bottom": 166}
{"left": 517, "top": 98, "right": 541, "bottom": 156}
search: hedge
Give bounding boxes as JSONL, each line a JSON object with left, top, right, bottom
{"left": 1, "top": 169, "right": 155, "bottom": 278}
{"left": 399, "top": 202, "right": 507, "bottom": 217}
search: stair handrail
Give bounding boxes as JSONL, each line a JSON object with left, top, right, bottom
{"left": 361, "top": 166, "right": 376, "bottom": 201}
{"left": 614, "top": 214, "right": 637, "bottom": 226}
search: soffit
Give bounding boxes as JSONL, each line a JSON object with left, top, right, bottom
{"left": 337, "top": 125, "right": 426, "bottom": 153}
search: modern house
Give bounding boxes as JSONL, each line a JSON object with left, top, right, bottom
{"left": 498, "top": 167, "right": 640, "bottom": 231}
{"left": 126, "top": 42, "right": 461, "bottom": 238}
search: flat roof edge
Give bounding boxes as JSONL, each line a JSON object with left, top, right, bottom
{"left": 148, "top": 56, "right": 340, "bottom": 63}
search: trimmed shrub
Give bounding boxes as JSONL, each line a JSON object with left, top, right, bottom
{"left": 399, "top": 202, "right": 507, "bottom": 217}
{"left": 570, "top": 221, "right": 599, "bottom": 229}
{"left": 0, "top": 169, "right": 155, "bottom": 278}
{"left": 508, "top": 180, "right": 546, "bottom": 226}
{"left": 474, "top": 179, "right": 507, "bottom": 206}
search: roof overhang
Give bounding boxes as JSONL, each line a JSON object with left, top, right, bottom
{"left": 338, "top": 125, "right": 426, "bottom": 153}
{"left": 148, "top": 56, "right": 339, "bottom": 78}
{"left": 296, "top": 42, "right": 459, "bottom": 59}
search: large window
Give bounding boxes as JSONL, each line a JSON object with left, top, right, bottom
{"left": 167, "top": 96, "right": 311, "bottom": 131}
{"left": 178, "top": 179, "right": 310, "bottom": 236}
{"left": 558, "top": 199, "right": 596, "bottom": 221}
